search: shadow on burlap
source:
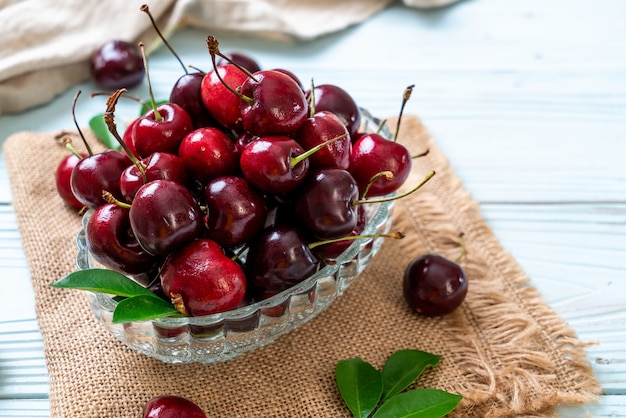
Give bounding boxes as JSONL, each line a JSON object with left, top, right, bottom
{"left": 3, "top": 115, "right": 601, "bottom": 417}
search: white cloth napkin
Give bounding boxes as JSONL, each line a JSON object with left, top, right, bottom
{"left": 0, "top": 0, "right": 458, "bottom": 114}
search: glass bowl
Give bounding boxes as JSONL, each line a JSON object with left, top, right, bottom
{"left": 75, "top": 110, "right": 396, "bottom": 364}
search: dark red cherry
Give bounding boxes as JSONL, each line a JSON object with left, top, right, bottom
{"left": 293, "top": 168, "right": 359, "bottom": 240}
{"left": 129, "top": 179, "right": 203, "bottom": 256}
{"left": 217, "top": 52, "right": 261, "bottom": 73}
{"left": 349, "top": 133, "right": 412, "bottom": 197}
{"left": 271, "top": 68, "right": 304, "bottom": 90}
{"left": 308, "top": 84, "right": 361, "bottom": 139}
{"left": 177, "top": 127, "right": 239, "bottom": 184}
{"left": 294, "top": 110, "right": 351, "bottom": 170}
{"left": 143, "top": 395, "right": 207, "bottom": 418}
{"left": 55, "top": 153, "right": 87, "bottom": 209}
{"left": 204, "top": 176, "right": 268, "bottom": 247}
{"left": 245, "top": 224, "right": 320, "bottom": 293}
{"left": 90, "top": 40, "right": 144, "bottom": 89}
{"left": 238, "top": 70, "right": 308, "bottom": 136}
{"left": 403, "top": 254, "right": 468, "bottom": 316}
{"left": 160, "top": 239, "right": 247, "bottom": 317}
{"left": 119, "top": 151, "right": 189, "bottom": 201}
{"left": 132, "top": 103, "right": 194, "bottom": 158}
{"left": 239, "top": 135, "right": 309, "bottom": 194}
{"left": 86, "top": 203, "right": 157, "bottom": 284}
{"left": 70, "top": 149, "right": 130, "bottom": 208}
{"left": 170, "top": 72, "right": 218, "bottom": 129}
{"left": 200, "top": 64, "right": 248, "bottom": 131}
{"left": 312, "top": 204, "right": 366, "bottom": 260}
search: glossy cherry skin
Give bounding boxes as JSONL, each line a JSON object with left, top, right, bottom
{"left": 204, "top": 176, "right": 268, "bottom": 247}
{"left": 200, "top": 64, "right": 248, "bottom": 131}
{"left": 143, "top": 395, "right": 207, "bottom": 418}
{"left": 86, "top": 203, "right": 157, "bottom": 283}
{"left": 349, "top": 133, "right": 412, "bottom": 197}
{"left": 70, "top": 150, "right": 130, "bottom": 208}
{"left": 312, "top": 204, "right": 366, "bottom": 260}
{"left": 90, "top": 40, "right": 144, "bottom": 89}
{"left": 294, "top": 110, "right": 351, "bottom": 170}
{"left": 293, "top": 168, "right": 359, "bottom": 240}
{"left": 239, "top": 70, "right": 308, "bottom": 136}
{"left": 403, "top": 254, "right": 468, "bottom": 316}
{"left": 122, "top": 118, "right": 140, "bottom": 158}
{"left": 308, "top": 84, "right": 361, "bottom": 139}
{"left": 55, "top": 153, "right": 87, "bottom": 209}
{"left": 129, "top": 180, "right": 203, "bottom": 256}
{"left": 161, "top": 239, "right": 247, "bottom": 317}
{"left": 177, "top": 127, "right": 239, "bottom": 184}
{"left": 132, "top": 103, "right": 193, "bottom": 158}
{"left": 217, "top": 52, "right": 261, "bottom": 73}
{"left": 271, "top": 68, "right": 303, "bottom": 90}
{"left": 245, "top": 224, "right": 320, "bottom": 293}
{"left": 169, "top": 72, "right": 217, "bottom": 129}
{"left": 239, "top": 135, "right": 309, "bottom": 194}
{"left": 119, "top": 152, "right": 189, "bottom": 202}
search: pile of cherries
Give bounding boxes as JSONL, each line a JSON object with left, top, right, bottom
{"left": 55, "top": 20, "right": 422, "bottom": 319}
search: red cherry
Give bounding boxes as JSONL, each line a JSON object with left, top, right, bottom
{"left": 143, "top": 395, "right": 207, "bottom": 418}
{"left": 294, "top": 110, "right": 351, "bottom": 170}
{"left": 119, "top": 151, "right": 189, "bottom": 202}
{"left": 70, "top": 150, "right": 130, "bottom": 208}
{"left": 90, "top": 40, "right": 144, "bottom": 89}
{"left": 200, "top": 64, "right": 248, "bottom": 131}
{"left": 177, "top": 127, "right": 239, "bottom": 184}
{"left": 132, "top": 103, "right": 194, "bottom": 158}
{"left": 55, "top": 153, "right": 87, "bottom": 209}
{"left": 308, "top": 84, "right": 361, "bottom": 139}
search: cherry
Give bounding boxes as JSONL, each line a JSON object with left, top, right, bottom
{"left": 206, "top": 37, "right": 308, "bottom": 136}
{"left": 140, "top": 4, "right": 216, "bottom": 130}
{"left": 55, "top": 151, "right": 87, "bottom": 209}
{"left": 177, "top": 127, "right": 239, "bottom": 184}
{"left": 160, "top": 238, "right": 247, "bottom": 316}
{"left": 307, "top": 84, "right": 361, "bottom": 139}
{"left": 143, "top": 395, "right": 207, "bottom": 418}
{"left": 271, "top": 68, "right": 304, "bottom": 90}
{"left": 70, "top": 149, "right": 130, "bottom": 208}
{"left": 245, "top": 224, "right": 320, "bottom": 293}
{"left": 294, "top": 110, "right": 351, "bottom": 170}
{"left": 293, "top": 168, "right": 359, "bottom": 240}
{"left": 200, "top": 64, "right": 248, "bottom": 131}
{"left": 86, "top": 203, "right": 158, "bottom": 284}
{"left": 90, "top": 40, "right": 144, "bottom": 89}
{"left": 310, "top": 204, "right": 366, "bottom": 260}
{"left": 403, "top": 240, "right": 468, "bottom": 316}
{"left": 119, "top": 151, "right": 189, "bottom": 202}
{"left": 203, "top": 176, "right": 268, "bottom": 247}
{"left": 239, "top": 135, "right": 309, "bottom": 194}
{"left": 129, "top": 179, "right": 203, "bottom": 256}
{"left": 217, "top": 52, "right": 261, "bottom": 73}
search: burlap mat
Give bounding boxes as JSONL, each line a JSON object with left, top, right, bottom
{"left": 4, "top": 115, "right": 600, "bottom": 417}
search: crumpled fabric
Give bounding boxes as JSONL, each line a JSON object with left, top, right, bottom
{"left": 0, "top": 0, "right": 459, "bottom": 114}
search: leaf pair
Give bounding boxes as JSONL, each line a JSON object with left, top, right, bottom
{"left": 50, "top": 268, "right": 181, "bottom": 323}
{"left": 335, "top": 349, "right": 461, "bottom": 418}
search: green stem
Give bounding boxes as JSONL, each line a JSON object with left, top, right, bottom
{"left": 308, "top": 231, "right": 405, "bottom": 250}
{"left": 290, "top": 133, "right": 348, "bottom": 169}
{"left": 139, "top": 42, "right": 162, "bottom": 121}
{"left": 353, "top": 170, "right": 435, "bottom": 206}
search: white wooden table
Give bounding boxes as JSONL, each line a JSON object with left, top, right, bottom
{"left": 1, "top": 0, "right": 625, "bottom": 416}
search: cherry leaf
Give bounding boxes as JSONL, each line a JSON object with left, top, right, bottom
{"left": 50, "top": 268, "right": 155, "bottom": 299}
{"left": 381, "top": 349, "right": 441, "bottom": 401}
{"left": 88, "top": 113, "right": 122, "bottom": 150}
{"left": 335, "top": 358, "right": 383, "bottom": 418}
{"left": 112, "top": 295, "right": 182, "bottom": 323}
{"left": 371, "top": 388, "right": 462, "bottom": 418}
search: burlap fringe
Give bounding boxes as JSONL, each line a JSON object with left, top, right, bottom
{"left": 391, "top": 116, "right": 601, "bottom": 417}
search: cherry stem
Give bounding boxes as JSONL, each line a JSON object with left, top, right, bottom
{"left": 353, "top": 170, "right": 436, "bottom": 206}
{"left": 412, "top": 148, "right": 429, "bottom": 159}
{"left": 140, "top": 4, "right": 188, "bottom": 75}
{"left": 139, "top": 42, "right": 162, "bottom": 121}
{"left": 205, "top": 36, "right": 255, "bottom": 105}
{"left": 102, "top": 190, "right": 131, "bottom": 209}
{"left": 188, "top": 65, "right": 206, "bottom": 75}
{"left": 289, "top": 133, "right": 348, "bottom": 169}
{"left": 90, "top": 90, "right": 149, "bottom": 110}
{"left": 103, "top": 89, "right": 147, "bottom": 182}
{"left": 308, "top": 231, "right": 405, "bottom": 250}
{"left": 393, "top": 84, "right": 414, "bottom": 142}
{"left": 230, "top": 244, "right": 249, "bottom": 262}
{"left": 360, "top": 170, "right": 394, "bottom": 200}
{"left": 309, "top": 78, "right": 316, "bottom": 117}
{"left": 62, "top": 137, "right": 84, "bottom": 160}
{"left": 376, "top": 119, "right": 387, "bottom": 135}
{"left": 71, "top": 90, "right": 93, "bottom": 156}
{"left": 454, "top": 232, "right": 466, "bottom": 263}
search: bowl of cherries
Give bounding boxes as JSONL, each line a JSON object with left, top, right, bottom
{"left": 53, "top": 26, "right": 432, "bottom": 363}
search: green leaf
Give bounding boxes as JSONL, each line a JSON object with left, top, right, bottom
{"left": 381, "top": 349, "right": 441, "bottom": 401}
{"left": 88, "top": 113, "right": 123, "bottom": 150}
{"left": 372, "top": 388, "right": 462, "bottom": 418}
{"left": 50, "top": 268, "right": 155, "bottom": 299}
{"left": 335, "top": 358, "right": 383, "bottom": 418}
{"left": 112, "top": 295, "right": 182, "bottom": 323}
